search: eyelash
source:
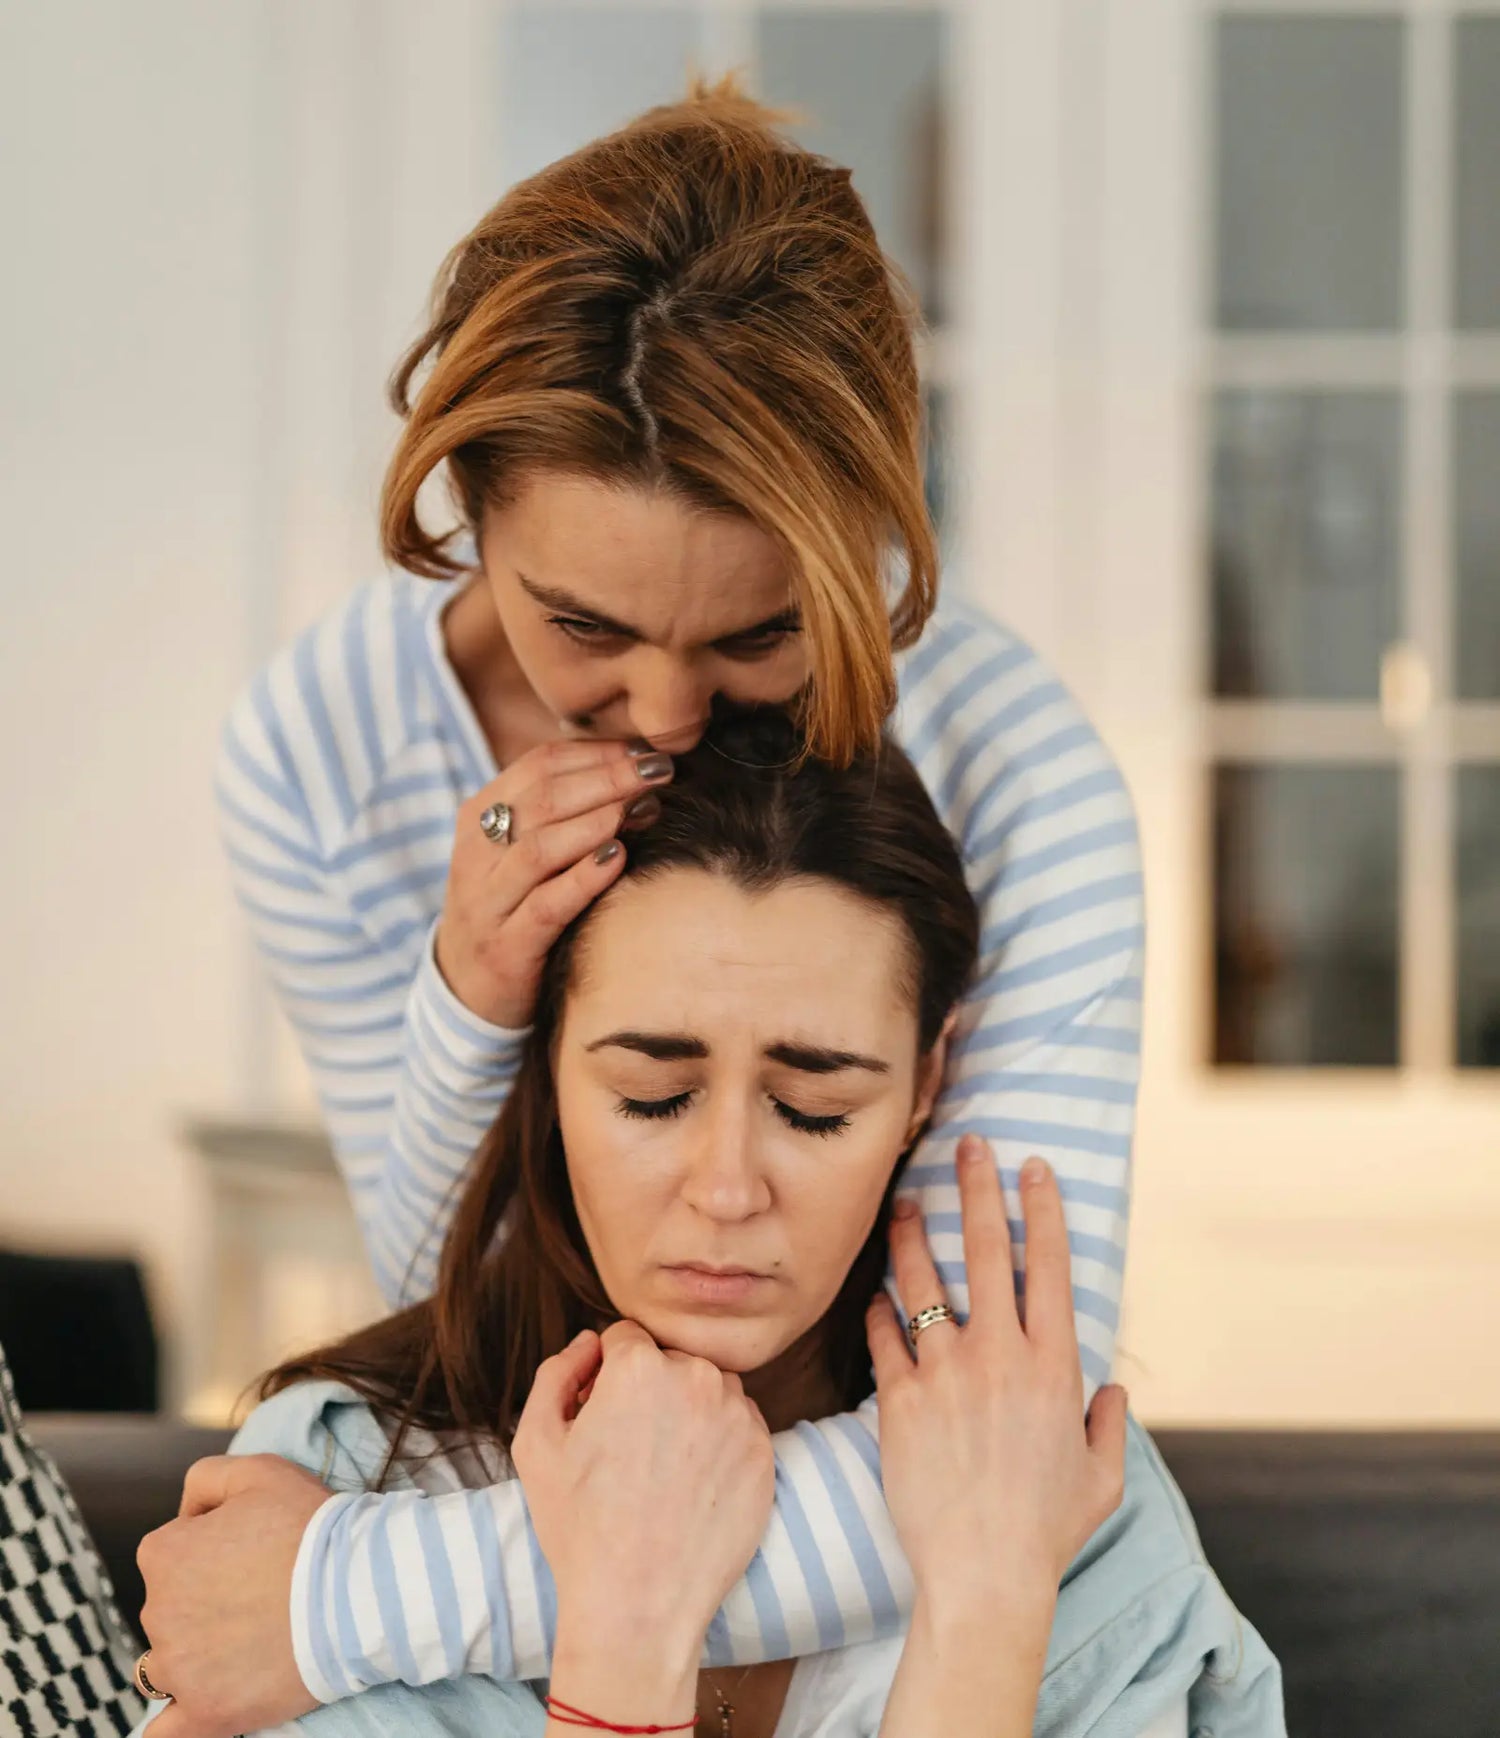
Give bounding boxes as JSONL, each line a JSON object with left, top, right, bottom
{"left": 615, "top": 1093, "right": 850, "bottom": 1138}
{"left": 548, "top": 615, "right": 618, "bottom": 647}
{"left": 545, "top": 615, "right": 799, "bottom": 657}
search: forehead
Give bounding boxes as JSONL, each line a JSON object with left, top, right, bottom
{"left": 563, "top": 870, "right": 917, "bottom": 1055}
{"left": 488, "top": 471, "right": 793, "bottom": 644}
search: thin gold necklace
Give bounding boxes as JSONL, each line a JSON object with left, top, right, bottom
{"left": 701, "top": 1663, "right": 756, "bottom": 1737}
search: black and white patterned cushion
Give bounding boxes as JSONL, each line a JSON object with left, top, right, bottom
{"left": 0, "top": 1340, "right": 144, "bottom": 1736}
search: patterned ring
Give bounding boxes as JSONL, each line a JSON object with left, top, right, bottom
{"left": 134, "top": 1650, "right": 173, "bottom": 1701}
{"left": 478, "top": 801, "right": 513, "bottom": 846}
{"left": 906, "top": 1303, "right": 958, "bottom": 1348}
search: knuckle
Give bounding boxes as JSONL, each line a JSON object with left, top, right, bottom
{"left": 136, "top": 1525, "right": 165, "bottom": 1573}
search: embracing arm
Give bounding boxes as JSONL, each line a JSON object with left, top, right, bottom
{"left": 217, "top": 675, "right": 527, "bottom": 1306}
{"left": 894, "top": 608, "right": 1144, "bottom": 1395}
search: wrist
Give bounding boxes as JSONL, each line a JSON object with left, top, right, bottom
{"left": 550, "top": 1613, "right": 698, "bottom": 1731}
{"left": 912, "top": 1568, "right": 1057, "bottom": 1654}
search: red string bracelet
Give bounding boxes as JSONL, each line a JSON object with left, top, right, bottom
{"left": 543, "top": 1693, "right": 697, "bottom": 1733}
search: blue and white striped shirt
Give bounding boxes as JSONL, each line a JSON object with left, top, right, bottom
{"left": 216, "top": 572, "right": 1145, "bottom": 1700}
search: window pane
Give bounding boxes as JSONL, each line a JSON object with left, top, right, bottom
{"left": 1454, "top": 393, "right": 1500, "bottom": 701}
{"left": 756, "top": 7, "right": 949, "bottom": 322}
{"left": 1457, "top": 769, "right": 1500, "bottom": 1068}
{"left": 499, "top": 4, "right": 700, "bottom": 184}
{"left": 1214, "top": 765, "right": 1400, "bottom": 1066}
{"left": 1454, "top": 17, "right": 1500, "bottom": 331}
{"left": 1211, "top": 390, "right": 1402, "bottom": 700}
{"left": 1214, "top": 17, "right": 1405, "bottom": 331}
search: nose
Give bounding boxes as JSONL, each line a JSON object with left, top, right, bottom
{"left": 625, "top": 652, "right": 714, "bottom": 752}
{"left": 678, "top": 1095, "right": 772, "bottom": 1224}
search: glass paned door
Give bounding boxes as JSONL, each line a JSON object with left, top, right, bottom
{"left": 1207, "top": 7, "right": 1500, "bottom": 1069}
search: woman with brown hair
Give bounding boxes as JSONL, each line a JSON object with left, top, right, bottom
{"left": 141, "top": 75, "right": 1163, "bottom": 1732}
{"left": 137, "top": 721, "right": 1275, "bottom": 1737}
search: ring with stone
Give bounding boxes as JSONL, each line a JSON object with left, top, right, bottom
{"left": 478, "top": 801, "right": 513, "bottom": 845}
{"left": 906, "top": 1303, "right": 958, "bottom": 1348}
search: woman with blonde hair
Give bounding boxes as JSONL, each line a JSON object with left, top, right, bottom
{"left": 136, "top": 77, "right": 1181, "bottom": 1734}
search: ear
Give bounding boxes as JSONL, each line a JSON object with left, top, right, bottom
{"left": 903, "top": 1005, "right": 960, "bottom": 1148}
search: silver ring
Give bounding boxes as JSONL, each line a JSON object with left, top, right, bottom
{"left": 134, "top": 1650, "right": 172, "bottom": 1701}
{"left": 907, "top": 1303, "right": 958, "bottom": 1348}
{"left": 478, "top": 801, "right": 513, "bottom": 845}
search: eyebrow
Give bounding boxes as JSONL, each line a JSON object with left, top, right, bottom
{"left": 585, "top": 1031, "right": 889, "bottom": 1075}
{"left": 519, "top": 576, "right": 801, "bottom": 646}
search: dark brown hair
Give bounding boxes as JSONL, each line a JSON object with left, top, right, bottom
{"left": 261, "top": 713, "right": 977, "bottom": 1480}
{"left": 380, "top": 76, "right": 937, "bottom": 768}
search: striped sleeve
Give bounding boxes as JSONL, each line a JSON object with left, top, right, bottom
{"left": 291, "top": 1413, "right": 919, "bottom": 1693}
{"left": 215, "top": 674, "right": 527, "bottom": 1308}
{"left": 892, "top": 609, "right": 1144, "bottom": 1395}
{"left": 286, "top": 609, "right": 1145, "bottom": 1699}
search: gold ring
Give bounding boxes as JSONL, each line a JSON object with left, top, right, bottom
{"left": 907, "top": 1303, "right": 958, "bottom": 1346}
{"left": 134, "top": 1650, "right": 172, "bottom": 1701}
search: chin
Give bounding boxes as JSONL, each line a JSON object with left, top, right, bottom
{"left": 643, "top": 1307, "right": 791, "bottom": 1374}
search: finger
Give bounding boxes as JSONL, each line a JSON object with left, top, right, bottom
{"left": 506, "top": 836, "right": 630, "bottom": 951}
{"left": 485, "top": 801, "right": 647, "bottom": 907}
{"left": 514, "top": 753, "right": 673, "bottom": 832}
{"left": 177, "top": 1454, "right": 240, "bottom": 1519}
{"left": 887, "top": 1198, "right": 950, "bottom": 1325}
{"left": 1017, "top": 1156, "right": 1076, "bottom": 1356}
{"left": 865, "top": 1293, "right": 913, "bottom": 1391}
{"left": 598, "top": 1318, "right": 654, "bottom": 1358}
{"left": 1086, "top": 1383, "right": 1128, "bottom": 1500}
{"left": 478, "top": 740, "right": 626, "bottom": 802}
{"left": 955, "top": 1135, "right": 1019, "bottom": 1334}
{"left": 137, "top": 1703, "right": 191, "bottom": 1737}
{"left": 527, "top": 1331, "right": 605, "bottom": 1441}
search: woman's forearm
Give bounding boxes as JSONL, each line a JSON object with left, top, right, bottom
{"left": 878, "top": 1586, "right": 1055, "bottom": 1738}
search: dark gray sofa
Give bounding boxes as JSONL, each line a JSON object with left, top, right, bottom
{"left": 29, "top": 1415, "right": 1500, "bottom": 1737}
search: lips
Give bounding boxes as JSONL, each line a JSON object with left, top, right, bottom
{"left": 662, "top": 1263, "right": 773, "bottom": 1304}
{"left": 671, "top": 1262, "right": 766, "bottom": 1279}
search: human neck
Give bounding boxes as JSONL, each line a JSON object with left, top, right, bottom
{"left": 739, "top": 1325, "right": 842, "bottom": 1437}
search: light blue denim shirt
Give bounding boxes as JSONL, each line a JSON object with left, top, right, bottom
{"left": 136, "top": 1381, "right": 1283, "bottom": 1738}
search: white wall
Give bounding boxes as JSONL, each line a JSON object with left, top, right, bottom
{"left": 0, "top": 0, "right": 504, "bottom": 1411}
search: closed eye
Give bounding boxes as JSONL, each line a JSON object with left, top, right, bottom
{"left": 714, "top": 623, "right": 801, "bottom": 660}
{"left": 774, "top": 1100, "right": 849, "bottom": 1137}
{"left": 617, "top": 1092, "right": 692, "bottom": 1122}
{"left": 614, "top": 1092, "right": 849, "bottom": 1137}
{"left": 549, "top": 613, "right": 628, "bottom": 648}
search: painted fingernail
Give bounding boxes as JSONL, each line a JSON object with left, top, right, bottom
{"left": 625, "top": 738, "right": 655, "bottom": 757}
{"left": 959, "top": 1136, "right": 985, "bottom": 1167}
{"left": 892, "top": 1197, "right": 918, "bottom": 1220}
{"left": 594, "top": 840, "right": 622, "bottom": 865}
{"left": 635, "top": 753, "right": 673, "bottom": 782}
{"left": 1021, "top": 1156, "right": 1049, "bottom": 1188}
{"left": 621, "top": 793, "right": 661, "bottom": 830}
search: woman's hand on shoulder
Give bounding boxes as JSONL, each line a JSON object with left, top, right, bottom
{"left": 867, "top": 1137, "right": 1127, "bottom": 1622}
{"left": 437, "top": 738, "right": 675, "bottom": 1028}
{"left": 512, "top": 1321, "right": 774, "bottom": 1668}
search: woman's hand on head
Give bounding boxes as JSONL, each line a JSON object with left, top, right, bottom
{"left": 866, "top": 1137, "right": 1127, "bottom": 1624}
{"left": 512, "top": 1320, "right": 775, "bottom": 1667}
{"left": 437, "top": 739, "right": 674, "bottom": 1029}
{"left": 131, "top": 1453, "right": 330, "bottom": 1737}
